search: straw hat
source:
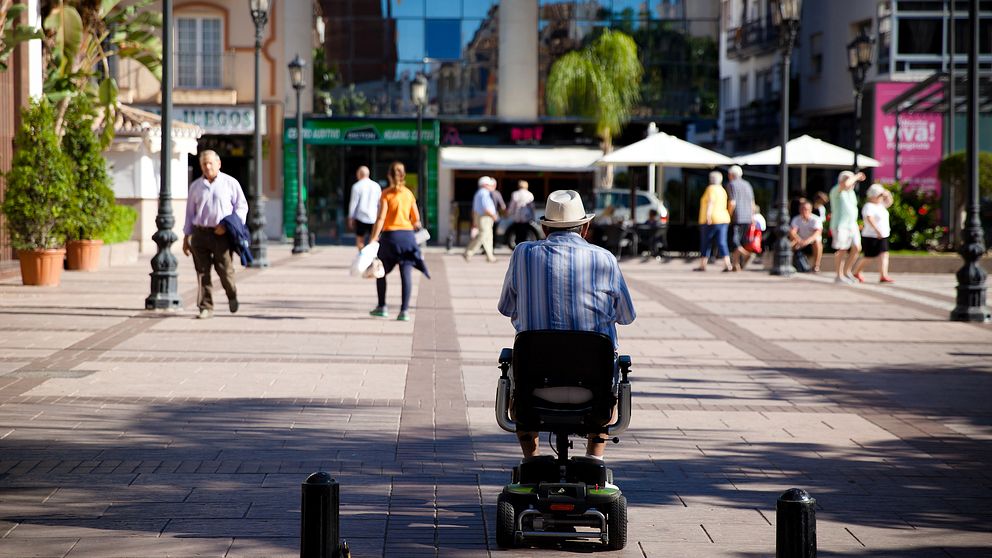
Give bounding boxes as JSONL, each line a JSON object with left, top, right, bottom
{"left": 540, "top": 190, "right": 595, "bottom": 228}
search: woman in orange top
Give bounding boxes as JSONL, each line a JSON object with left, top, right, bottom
{"left": 369, "top": 161, "right": 430, "bottom": 321}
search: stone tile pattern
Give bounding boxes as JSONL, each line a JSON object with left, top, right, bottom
{"left": 0, "top": 246, "right": 989, "bottom": 557}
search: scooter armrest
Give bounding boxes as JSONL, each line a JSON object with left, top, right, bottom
{"left": 495, "top": 376, "right": 516, "bottom": 433}
{"left": 607, "top": 380, "right": 631, "bottom": 435}
{"left": 618, "top": 354, "right": 632, "bottom": 381}
{"left": 498, "top": 348, "right": 513, "bottom": 365}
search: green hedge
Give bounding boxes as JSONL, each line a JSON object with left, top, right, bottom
{"left": 97, "top": 205, "right": 138, "bottom": 245}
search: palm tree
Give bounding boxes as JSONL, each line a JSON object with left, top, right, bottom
{"left": 546, "top": 29, "right": 642, "bottom": 188}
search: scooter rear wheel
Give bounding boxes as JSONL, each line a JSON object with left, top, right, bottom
{"left": 496, "top": 493, "right": 516, "bottom": 548}
{"left": 606, "top": 495, "right": 627, "bottom": 550}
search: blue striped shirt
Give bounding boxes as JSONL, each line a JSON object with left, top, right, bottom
{"left": 497, "top": 232, "right": 636, "bottom": 348}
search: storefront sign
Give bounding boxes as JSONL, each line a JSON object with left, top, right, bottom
{"left": 141, "top": 106, "right": 264, "bottom": 135}
{"left": 284, "top": 119, "right": 438, "bottom": 146}
{"left": 873, "top": 82, "right": 943, "bottom": 193}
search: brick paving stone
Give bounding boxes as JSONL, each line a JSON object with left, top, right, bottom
{"left": 0, "top": 247, "right": 989, "bottom": 556}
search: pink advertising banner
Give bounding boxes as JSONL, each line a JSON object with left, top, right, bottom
{"left": 873, "top": 82, "right": 944, "bottom": 194}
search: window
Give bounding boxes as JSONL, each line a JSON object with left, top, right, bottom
{"left": 426, "top": 19, "right": 461, "bottom": 59}
{"left": 897, "top": 18, "right": 942, "bottom": 55}
{"left": 739, "top": 74, "right": 749, "bottom": 105}
{"left": 809, "top": 32, "right": 822, "bottom": 78}
{"left": 176, "top": 17, "right": 222, "bottom": 88}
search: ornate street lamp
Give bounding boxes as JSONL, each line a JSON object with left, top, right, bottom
{"left": 950, "top": 0, "right": 990, "bottom": 322}
{"left": 289, "top": 54, "right": 310, "bottom": 254}
{"left": 769, "top": 0, "right": 802, "bottom": 276}
{"left": 248, "top": 0, "right": 271, "bottom": 266}
{"left": 411, "top": 72, "right": 428, "bottom": 229}
{"left": 145, "top": 0, "right": 181, "bottom": 310}
{"left": 847, "top": 30, "right": 875, "bottom": 172}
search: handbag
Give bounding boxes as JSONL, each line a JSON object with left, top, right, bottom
{"left": 744, "top": 224, "right": 763, "bottom": 254}
{"left": 414, "top": 228, "right": 431, "bottom": 245}
{"left": 793, "top": 250, "right": 811, "bottom": 273}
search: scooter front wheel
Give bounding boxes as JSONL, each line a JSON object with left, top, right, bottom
{"left": 606, "top": 494, "right": 627, "bottom": 550}
{"left": 496, "top": 493, "right": 516, "bottom": 548}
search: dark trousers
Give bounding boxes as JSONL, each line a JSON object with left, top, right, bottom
{"left": 191, "top": 227, "right": 236, "bottom": 310}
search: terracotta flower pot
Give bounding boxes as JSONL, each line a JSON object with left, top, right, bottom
{"left": 66, "top": 239, "right": 103, "bottom": 271}
{"left": 18, "top": 248, "right": 66, "bottom": 286}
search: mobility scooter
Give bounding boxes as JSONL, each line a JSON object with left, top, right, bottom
{"left": 494, "top": 330, "right": 632, "bottom": 549}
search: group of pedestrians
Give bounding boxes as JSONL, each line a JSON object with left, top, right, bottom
{"left": 690, "top": 164, "right": 894, "bottom": 284}
{"left": 786, "top": 170, "right": 894, "bottom": 283}
{"left": 826, "top": 170, "right": 894, "bottom": 284}
{"left": 694, "top": 165, "right": 757, "bottom": 272}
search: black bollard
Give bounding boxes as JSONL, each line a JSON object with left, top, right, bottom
{"left": 776, "top": 488, "right": 816, "bottom": 558}
{"left": 300, "top": 472, "right": 340, "bottom": 558}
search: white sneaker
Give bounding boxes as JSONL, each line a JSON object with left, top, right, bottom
{"left": 834, "top": 276, "right": 853, "bottom": 285}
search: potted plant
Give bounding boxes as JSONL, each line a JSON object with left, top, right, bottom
{"left": 61, "top": 96, "right": 115, "bottom": 271}
{"left": 1, "top": 99, "right": 74, "bottom": 286}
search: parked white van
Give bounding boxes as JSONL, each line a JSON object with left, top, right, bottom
{"left": 594, "top": 189, "right": 668, "bottom": 224}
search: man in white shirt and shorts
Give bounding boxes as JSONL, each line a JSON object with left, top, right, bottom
{"left": 348, "top": 166, "right": 382, "bottom": 251}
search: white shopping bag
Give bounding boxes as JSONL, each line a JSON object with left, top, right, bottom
{"left": 414, "top": 228, "right": 431, "bottom": 245}
{"left": 350, "top": 241, "right": 380, "bottom": 276}
{"left": 362, "top": 258, "right": 386, "bottom": 279}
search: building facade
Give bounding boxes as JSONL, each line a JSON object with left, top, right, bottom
{"left": 312, "top": 0, "right": 721, "bottom": 244}
{"left": 120, "top": 0, "right": 317, "bottom": 244}
{"left": 719, "top": 0, "right": 992, "bottom": 197}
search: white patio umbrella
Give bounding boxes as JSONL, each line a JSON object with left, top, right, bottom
{"left": 735, "top": 134, "right": 881, "bottom": 189}
{"left": 597, "top": 131, "right": 735, "bottom": 167}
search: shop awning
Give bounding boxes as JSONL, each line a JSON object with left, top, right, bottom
{"left": 439, "top": 146, "right": 603, "bottom": 172}
{"left": 881, "top": 71, "right": 992, "bottom": 114}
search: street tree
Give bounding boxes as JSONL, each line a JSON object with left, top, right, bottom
{"left": 0, "top": 0, "right": 43, "bottom": 71}
{"left": 546, "top": 29, "right": 642, "bottom": 188}
{"left": 39, "top": 0, "right": 162, "bottom": 146}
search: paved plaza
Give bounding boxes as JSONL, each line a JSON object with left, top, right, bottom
{"left": 0, "top": 245, "right": 990, "bottom": 557}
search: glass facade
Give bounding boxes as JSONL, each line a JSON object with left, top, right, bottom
{"left": 318, "top": 0, "right": 718, "bottom": 119}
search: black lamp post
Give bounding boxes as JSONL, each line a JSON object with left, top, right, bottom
{"left": 769, "top": 0, "right": 801, "bottom": 277}
{"left": 289, "top": 54, "right": 310, "bottom": 254}
{"left": 248, "top": 0, "right": 270, "bottom": 267}
{"left": 411, "top": 72, "right": 428, "bottom": 229}
{"left": 950, "top": 0, "right": 990, "bottom": 322}
{"left": 847, "top": 30, "right": 874, "bottom": 173}
{"left": 145, "top": 0, "right": 181, "bottom": 310}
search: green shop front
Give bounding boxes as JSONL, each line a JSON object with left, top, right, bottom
{"left": 283, "top": 118, "right": 439, "bottom": 242}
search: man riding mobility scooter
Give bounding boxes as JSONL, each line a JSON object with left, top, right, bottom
{"left": 494, "top": 330, "right": 633, "bottom": 549}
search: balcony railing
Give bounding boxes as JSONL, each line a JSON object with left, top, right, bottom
{"left": 174, "top": 51, "right": 236, "bottom": 90}
{"left": 723, "top": 100, "right": 779, "bottom": 138}
{"left": 726, "top": 18, "right": 780, "bottom": 59}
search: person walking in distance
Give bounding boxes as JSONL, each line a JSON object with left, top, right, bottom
{"left": 368, "top": 161, "right": 430, "bottom": 322}
{"left": 828, "top": 170, "right": 865, "bottom": 284}
{"left": 182, "top": 150, "right": 248, "bottom": 320}
{"left": 347, "top": 165, "right": 381, "bottom": 251}
{"left": 726, "top": 165, "right": 755, "bottom": 271}
{"left": 464, "top": 176, "right": 498, "bottom": 262}
{"left": 694, "top": 171, "right": 733, "bottom": 272}
{"left": 851, "top": 183, "right": 895, "bottom": 283}
{"left": 506, "top": 180, "right": 536, "bottom": 246}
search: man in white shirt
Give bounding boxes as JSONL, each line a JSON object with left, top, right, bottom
{"left": 182, "top": 150, "right": 249, "bottom": 319}
{"left": 464, "top": 176, "right": 499, "bottom": 262}
{"left": 506, "top": 180, "right": 536, "bottom": 244}
{"left": 347, "top": 166, "right": 382, "bottom": 250}
{"left": 789, "top": 199, "right": 823, "bottom": 272}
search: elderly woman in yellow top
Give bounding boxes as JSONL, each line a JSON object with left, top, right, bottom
{"left": 368, "top": 161, "right": 430, "bottom": 322}
{"left": 694, "top": 170, "right": 733, "bottom": 272}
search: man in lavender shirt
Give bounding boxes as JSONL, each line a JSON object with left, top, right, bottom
{"left": 182, "top": 150, "right": 249, "bottom": 319}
